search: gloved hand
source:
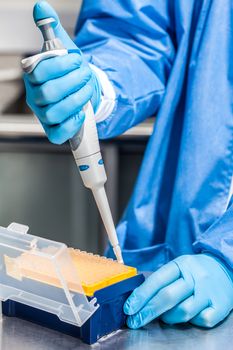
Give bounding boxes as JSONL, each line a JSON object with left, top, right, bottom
{"left": 24, "top": 1, "right": 101, "bottom": 144}
{"left": 124, "top": 254, "right": 233, "bottom": 328}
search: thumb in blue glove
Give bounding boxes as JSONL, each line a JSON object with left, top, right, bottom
{"left": 33, "top": 0, "right": 77, "bottom": 50}
{"left": 24, "top": 1, "right": 101, "bottom": 144}
{"left": 124, "top": 254, "right": 233, "bottom": 329}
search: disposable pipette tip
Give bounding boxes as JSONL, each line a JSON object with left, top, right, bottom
{"left": 113, "top": 245, "right": 124, "bottom": 264}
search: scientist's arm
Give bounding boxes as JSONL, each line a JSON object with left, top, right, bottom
{"left": 123, "top": 189, "right": 233, "bottom": 329}
{"left": 193, "top": 200, "right": 233, "bottom": 269}
{"left": 75, "top": 0, "right": 175, "bottom": 138}
{"left": 24, "top": 1, "right": 175, "bottom": 144}
{"left": 124, "top": 204, "right": 233, "bottom": 329}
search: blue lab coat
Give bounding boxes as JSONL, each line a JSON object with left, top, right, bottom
{"left": 75, "top": 0, "right": 233, "bottom": 271}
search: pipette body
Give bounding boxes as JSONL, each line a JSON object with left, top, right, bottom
{"left": 21, "top": 17, "right": 123, "bottom": 263}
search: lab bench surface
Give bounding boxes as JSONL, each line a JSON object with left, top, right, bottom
{"left": 0, "top": 312, "right": 232, "bottom": 350}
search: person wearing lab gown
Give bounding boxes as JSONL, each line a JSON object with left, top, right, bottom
{"left": 24, "top": 0, "right": 233, "bottom": 329}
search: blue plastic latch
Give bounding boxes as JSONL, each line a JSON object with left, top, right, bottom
{"left": 79, "top": 165, "right": 89, "bottom": 171}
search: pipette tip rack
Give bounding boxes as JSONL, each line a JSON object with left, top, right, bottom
{"left": 0, "top": 227, "right": 144, "bottom": 345}
{"left": 3, "top": 272, "right": 144, "bottom": 344}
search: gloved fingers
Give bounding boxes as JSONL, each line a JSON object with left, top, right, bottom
{"left": 43, "top": 111, "right": 85, "bottom": 145}
{"left": 32, "top": 64, "right": 92, "bottom": 107}
{"left": 32, "top": 81, "right": 93, "bottom": 125}
{"left": 124, "top": 261, "right": 180, "bottom": 315}
{"left": 126, "top": 277, "right": 193, "bottom": 329}
{"left": 190, "top": 305, "right": 231, "bottom": 328}
{"left": 33, "top": 1, "right": 77, "bottom": 49}
{"left": 27, "top": 54, "right": 82, "bottom": 85}
{"left": 160, "top": 295, "right": 209, "bottom": 325}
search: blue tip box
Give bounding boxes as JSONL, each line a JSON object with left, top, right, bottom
{"left": 0, "top": 223, "right": 145, "bottom": 344}
{"left": 2, "top": 273, "right": 144, "bottom": 344}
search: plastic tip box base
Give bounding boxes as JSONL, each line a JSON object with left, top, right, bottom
{"left": 2, "top": 273, "right": 145, "bottom": 344}
{"left": 0, "top": 223, "right": 145, "bottom": 344}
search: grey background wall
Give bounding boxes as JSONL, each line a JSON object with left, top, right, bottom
{"left": 0, "top": 0, "right": 82, "bottom": 53}
{"left": 0, "top": 144, "right": 100, "bottom": 251}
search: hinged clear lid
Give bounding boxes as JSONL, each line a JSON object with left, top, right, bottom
{"left": 0, "top": 223, "right": 98, "bottom": 327}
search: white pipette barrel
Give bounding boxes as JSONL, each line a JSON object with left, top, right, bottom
{"left": 70, "top": 102, "right": 123, "bottom": 264}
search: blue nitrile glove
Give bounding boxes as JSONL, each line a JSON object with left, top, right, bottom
{"left": 24, "top": 1, "right": 101, "bottom": 144}
{"left": 124, "top": 254, "right": 233, "bottom": 328}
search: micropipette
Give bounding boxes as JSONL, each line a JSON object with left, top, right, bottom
{"left": 21, "top": 17, "right": 123, "bottom": 263}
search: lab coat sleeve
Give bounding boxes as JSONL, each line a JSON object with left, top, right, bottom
{"left": 193, "top": 202, "right": 233, "bottom": 271}
{"left": 89, "top": 63, "right": 117, "bottom": 124}
{"left": 74, "top": 0, "right": 175, "bottom": 139}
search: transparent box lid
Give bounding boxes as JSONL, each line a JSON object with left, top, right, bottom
{"left": 0, "top": 223, "right": 98, "bottom": 327}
